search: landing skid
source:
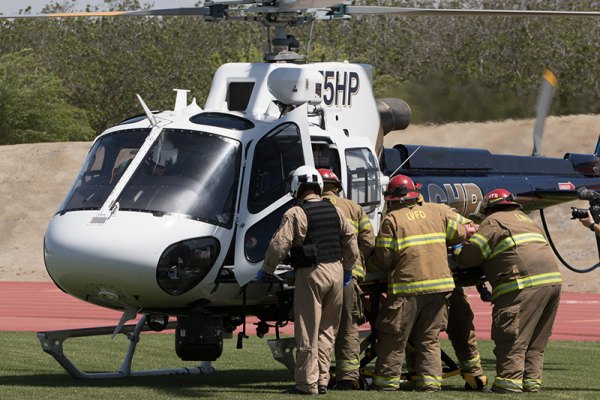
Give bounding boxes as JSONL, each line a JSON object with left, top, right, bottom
{"left": 36, "top": 315, "right": 215, "bottom": 379}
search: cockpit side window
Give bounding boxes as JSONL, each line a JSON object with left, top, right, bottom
{"left": 345, "top": 148, "right": 381, "bottom": 214}
{"left": 59, "top": 129, "right": 149, "bottom": 211}
{"left": 248, "top": 123, "right": 304, "bottom": 214}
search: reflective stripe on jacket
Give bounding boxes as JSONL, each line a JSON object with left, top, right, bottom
{"left": 455, "top": 209, "right": 561, "bottom": 302}
{"left": 490, "top": 271, "right": 562, "bottom": 301}
{"left": 369, "top": 202, "right": 467, "bottom": 295}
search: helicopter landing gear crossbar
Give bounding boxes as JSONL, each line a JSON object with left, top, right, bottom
{"left": 36, "top": 315, "right": 215, "bottom": 379}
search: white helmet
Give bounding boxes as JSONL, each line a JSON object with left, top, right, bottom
{"left": 289, "top": 165, "right": 323, "bottom": 199}
{"left": 150, "top": 139, "right": 178, "bottom": 167}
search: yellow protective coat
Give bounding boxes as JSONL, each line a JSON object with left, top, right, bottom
{"left": 370, "top": 201, "right": 466, "bottom": 295}
{"left": 455, "top": 208, "right": 562, "bottom": 393}
{"left": 370, "top": 201, "right": 467, "bottom": 391}
{"left": 455, "top": 209, "right": 561, "bottom": 301}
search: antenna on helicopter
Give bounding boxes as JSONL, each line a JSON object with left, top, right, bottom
{"left": 173, "top": 89, "right": 190, "bottom": 112}
{"left": 532, "top": 69, "right": 558, "bottom": 156}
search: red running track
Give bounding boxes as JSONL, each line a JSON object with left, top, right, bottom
{"left": 1, "top": 282, "right": 600, "bottom": 341}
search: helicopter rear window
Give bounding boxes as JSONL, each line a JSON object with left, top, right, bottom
{"left": 227, "top": 82, "right": 255, "bottom": 111}
{"left": 346, "top": 148, "right": 381, "bottom": 214}
{"left": 190, "top": 112, "right": 255, "bottom": 131}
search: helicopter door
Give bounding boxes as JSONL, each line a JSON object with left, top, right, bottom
{"left": 233, "top": 105, "right": 313, "bottom": 286}
{"left": 345, "top": 147, "right": 383, "bottom": 232}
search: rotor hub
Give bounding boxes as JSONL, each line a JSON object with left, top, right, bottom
{"left": 263, "top": 18, "right": 306, "bottom": 62}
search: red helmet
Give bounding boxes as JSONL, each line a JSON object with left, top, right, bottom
{"left": 385, "top": 174, "right": 420, "bottom": 201}
{"left": 480, "top": 188, "right": 520, "bottom": 213}
{"left": 317, "top": 168, "right": 342, "bottom": 187}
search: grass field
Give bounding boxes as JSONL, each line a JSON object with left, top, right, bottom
{"left": 0, "top": 331, "right": 599, "bottom": 399}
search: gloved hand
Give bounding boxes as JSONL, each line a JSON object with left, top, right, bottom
{"left": 256, "top": 269, "right": 268, "bottom": 283}
{"left": 343, "top": 270, "right": 352, "bottom": 287}
{"left": 451, "top": 243, "right": 463, "bottom": 256}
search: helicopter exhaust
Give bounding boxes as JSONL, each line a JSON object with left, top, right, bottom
{"left": 376, "top": 98, "right": 411, "bottom": 135}
{"left": 375, "top": 98, "right": 411, "bottom": 155}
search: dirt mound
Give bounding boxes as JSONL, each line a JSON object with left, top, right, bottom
{"left": 0, "top": 142, "right": 90, "bottom": 281}
{"left": 1, "top": 115, "right": 600, "bottom": 291}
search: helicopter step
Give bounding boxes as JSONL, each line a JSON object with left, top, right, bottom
{"left": 36, "top": 315, "right": 219, "bottom": 379}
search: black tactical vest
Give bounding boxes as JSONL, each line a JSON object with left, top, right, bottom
{"left": 290, "top": 200, "right": 342, "bottom": 269}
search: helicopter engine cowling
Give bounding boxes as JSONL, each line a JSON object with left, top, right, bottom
{"left": 375, "top": 97, "right": 411, "bottom": 155}
{"left": 377, "top": 98, "right": 411, "bottom": 135}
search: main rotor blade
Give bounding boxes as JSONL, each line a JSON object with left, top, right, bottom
{"left": 279, "top": 0, "right": 349, "bottom": 12}
{"left": 532, "top": 70, "right": 558, "bottom": 157}
{"left": 344, "top": 6, "right": 600, "bottom": 18}
{"left": 0, "top": 7, "right": 213, "bottom": 19}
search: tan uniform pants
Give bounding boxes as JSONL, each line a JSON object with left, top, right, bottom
{"left": 334, "top": 279, "right": 361, "bottom": 381}
{"left": 374, "top": 292, "right": 449, "bottom": 391}
{"left": 491, "top": 285, "right": 561, "bottom": 393}
{"left": 293, "top": 262, "right": 344, "bottom": 394}
{"left": 446, "top": 287, "right": 484, "bottom": 376}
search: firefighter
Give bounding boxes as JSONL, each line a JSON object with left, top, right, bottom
{"left": 426, "top": 201, "right": 488, "bottom": 391}
{"left": 454, "top": 188, "right": 562, "bottom": 394}
{"left": 318, "top": 168, "right": 375, "bottom": 390}
{"left": 257, "top": 165, "right": 360, "bottom": 395}
{"left": 369, "top": 174, "right": 468, "bottom": 392}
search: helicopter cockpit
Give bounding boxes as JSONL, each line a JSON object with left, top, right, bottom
{"left": 59, "top": 128, "right": 242, "bottom": 228}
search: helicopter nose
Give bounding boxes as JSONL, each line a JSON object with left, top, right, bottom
{"left": 43, "top": 211, "right": 224, "bottom": 309}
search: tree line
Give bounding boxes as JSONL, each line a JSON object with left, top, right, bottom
{"left": 1, "top": 0, "right": 600, "bottom": 144}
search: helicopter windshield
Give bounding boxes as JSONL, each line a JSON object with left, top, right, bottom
{"left": 59, "top": 128, "right": 242, "bottom": 228}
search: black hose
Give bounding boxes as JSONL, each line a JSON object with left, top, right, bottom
{"left": 539, "top": 208, "right": 600, "bottom": 273}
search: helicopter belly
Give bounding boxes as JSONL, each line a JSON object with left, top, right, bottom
{"left": 44, "top": 211, "right": 229, "bottom": 311}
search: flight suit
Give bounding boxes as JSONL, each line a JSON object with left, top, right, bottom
{"left": 263, "top": 194, "right": 360, "bottom": 394}
{"left": 369, "top": 201, "right": 467, "bottom": 391}
{"left": 455, "top": 208, "right": 562, "bottom": 393}
{"left": 322, "top": 190, "right": 375, "bottom": 385}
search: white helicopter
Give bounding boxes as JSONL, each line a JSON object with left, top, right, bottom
{"left": 6, "top": 0, "right": 600, "bottom": 380}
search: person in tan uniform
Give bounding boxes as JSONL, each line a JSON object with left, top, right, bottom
{"left": 257, "top": 165, "right": 360, "bottom": 395}
{"left": 369, "top": 174, "right": 468, "bottom": 392}
{"left": 454, "top": 188, "right": 562, "bottom": 394}
{"left": 426, "top": 200, "right": 487, "bottom": 391}
{"left": 318, "top": 168, "right": 375, "bottom": 390}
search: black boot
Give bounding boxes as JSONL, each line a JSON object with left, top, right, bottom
{"left": 332, "top": 380, "right": 354, "bottom": 391}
